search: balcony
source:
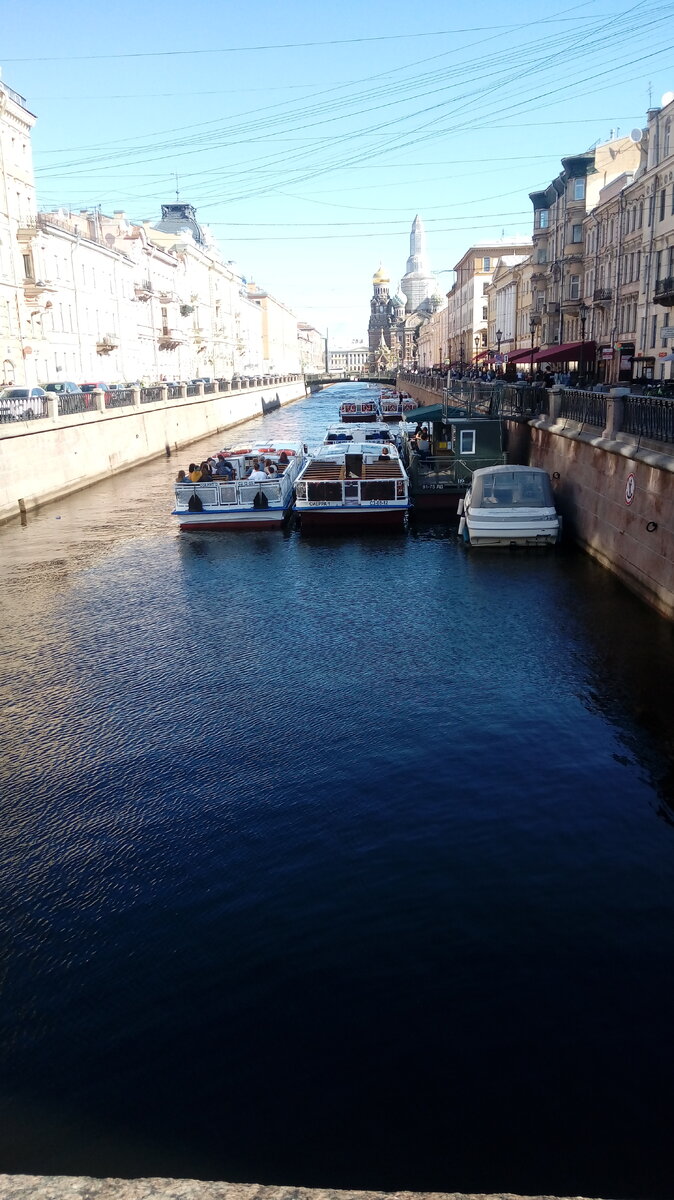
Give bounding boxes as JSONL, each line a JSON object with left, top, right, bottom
{"left": 593, "top": 287, "right": 613, "bottom": 304}
{"left": 134, "top": 280, "right": 153, "bottom": 301}
{"left": 654, "top": 276, "right": 674, "bottom": 306}
{"left": 545, "top": 301, "right": 560, "bottom": 314}
{"left": 159, "top": 328, "right": 183, "bottom": 350}
{"left": 96, "top": 335, "right": 119, "bottom": 355}
{"left": 23, "top": 277, "right": 55, "bottom": 301}
{"left": 17, "top": 219, "right": 39, "bottom": 241}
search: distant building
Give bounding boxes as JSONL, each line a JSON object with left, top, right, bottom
{"left": 298, "top": 322, "right": 326, "bottom": 374}
{"left": 445, "top": 240, "right": 533, "bottom": 367}
{"left": 368, "top": 217, "right": 443, "bottom": 371}
{"left": 328, "top": 344, "right": 370, "bottom": 373}
{"left": 400, "top": 215, "right": 438, "bottom": 312}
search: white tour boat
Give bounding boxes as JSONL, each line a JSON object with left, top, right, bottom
{"left": 173, "top": 440, "right": 306, "bottom": 530}
{"left": 338, "top": 397, "right": 380, "bottom": 423}
{"left": 459, "top": 465, "right": 561, "bottom": 547}
{"left": 379, "top": 391, "right": 419, "bottom": 421}
{"left": 294, "top": 439, "right": 410, "bottom": 529}
{"left": 323, "top": 422, "right": 394, "bottom": 445}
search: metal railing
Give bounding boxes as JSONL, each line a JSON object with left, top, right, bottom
{"left": 622, "top": 395, "right": 674, "bottom": 443}
{"left": 58, "top": 393, "right": 91, "bottom": 415}
{"left": 105, "top": 389, "right": 134, "bottom": 408}
{"left": 186, "top": 383, "right": 200, "bottom": 397}
{"left": 202, "top": 381, "right": 216, "bottom": 394}
{"left": 0, "top": 396, "right": 48, "bottom": 422}
{"left": 559, "top": 389, "right": 607, "bottom": 427}
{"left": 654, "top": 276, "right": 674, "bottom": 300}
{"left": 140, "top": 386, "right": 163, "bottom": 404}
{"left": 407, "top": 454, "right": 504, "bottom": 490}
{"left": 444, "top": 380, "right": 548, "bottom": 419}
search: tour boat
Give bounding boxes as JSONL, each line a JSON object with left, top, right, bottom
{"left": 338, "top": 397, "right": 380, "bottom": 423}
{"left": 459, "top": 465, "right": 561, "bottom": 547}
{"left": 380, "top": 393, "right": 419, "bottom": 421}
{"left": 323, "top": 422, "right": 393, "bottom": 444}
{"left": 294, "top": 439, "right": 410, "bottom": 529}
{"left": 173, "top": 440, "right": 306, "bottom": 530}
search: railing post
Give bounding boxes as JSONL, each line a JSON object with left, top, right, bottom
{"left": 92, "top": 388, "right": 105, "bottom": 413}
{"left": 548, "top": 384, "right": 563, "bottom": 422}
{"left": 196, "top": 382, "right": 205, "bottom": 397}
{"left": 159, "top": 384, "right": 168, "bottom": 405}
{"left": 132, "top": 386, "right": 141, "bottom": 408}
{"left": 47, "top": 395, "right": 58, "bottom": 421}
{"left": 605, "top": 387, "right": 628, "bottom": 438}
{"left": 179, "top": 383, "right": 188, "bottom": 399}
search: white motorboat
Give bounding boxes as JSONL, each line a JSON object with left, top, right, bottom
{"left": 173, "top": 440, "right": 306, "bottom": 530}
{"left": 459, "top": 465, "right": 561, "bottom": 547}
{"left": 322, "top": 422, "right": 394, "bottom": 445}
{"left": 294, "top": 438, "right": 410, "bottom": 529}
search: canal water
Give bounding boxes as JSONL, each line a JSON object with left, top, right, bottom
{"left": 1, "top": 384, "right": 673, "bottom": 1199}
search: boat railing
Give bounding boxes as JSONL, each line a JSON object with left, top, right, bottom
{"left": 407, "top": 454, "right": 506, "bottom": 488}
{"left": 297, "top": 477, "right": 407, "bottom": 504}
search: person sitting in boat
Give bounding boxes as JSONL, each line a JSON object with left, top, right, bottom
{"left": 199, "top": 460, "right": 213, "bottom": 481}
{"left": 264, "top": 458, "right": 278, "bottom": 476}
{"left": 247, "top": 458, "right": 267, "bottom": 482}
{"left": 378, "top": 446, "right": 391, "bottom": 461}
{"left": 176, "top": 469, "right": 188, "bottom": 483}
{"left": 215, "top": 454, "right": 235, "bottom": 480}
{"left": 416, "top": 430, "right": 430, "bottom": 460}
{"left": 188, "top": 462, "right": 202, "bottom": 482}
{"left": 278, "top": 451, "right": 290, "bottom": 467}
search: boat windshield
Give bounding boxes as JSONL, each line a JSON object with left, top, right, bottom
{"left": 471, "top": 470, "right": 554, "bottom": 508}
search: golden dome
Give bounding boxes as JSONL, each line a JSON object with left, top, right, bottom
{"left": 373, "top": 264, "right": 390, "bottom": 284}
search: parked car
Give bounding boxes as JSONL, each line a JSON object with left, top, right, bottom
{"left": 43, "top": 381, "right": 81, "bottom": 394}
{"left": 80, "top": 381, "right": 110, "bottom": 393}
{"left": 0, "top": 386, "right": 47, "bottom": 421}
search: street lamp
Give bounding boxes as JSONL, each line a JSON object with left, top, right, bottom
{"left": 529, "top": 316, "right": 537, "bottom": 381}
{"left": 579, "top": 302, "right": 588, "bottom": 381}
{"left": 474, "top": 335, "right": 480, "bottom": 366}
{"left": 495, "top": 328, "right": 503, "bottom": 373}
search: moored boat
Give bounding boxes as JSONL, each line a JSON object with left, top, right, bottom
{"left": 294, "top": 438, "right": 410, "bottom": 529}
{"left": 459, "top": 465, "right": 561, "bottom": 547}
{"left": 173, "top": 440, "right": 306, "bottom": 530}
{"left": 338, "top": 397, "right": 380, "bottom": 423}
{"left": 380, "top": 393, "right": 419, "bottom": 421}
{"left": 323, "top": 422, "right": 393, "bottom": 444}
{"left": 403, "top": 406, "right": 506, "bottom": 514}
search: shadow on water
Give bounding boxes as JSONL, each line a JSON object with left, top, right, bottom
{"left": 1, "top": 385, "right": 674, "bottom": 1198}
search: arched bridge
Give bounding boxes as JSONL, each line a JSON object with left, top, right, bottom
{"left": 307, "top": 374, "right": 396, "bottom": 393}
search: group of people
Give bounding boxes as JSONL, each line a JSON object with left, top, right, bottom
{"left": 412, "top": 426, "right": 431, "bottom": 460}
{"left": 176, "top": 451, "right": 289, "bottom": 485}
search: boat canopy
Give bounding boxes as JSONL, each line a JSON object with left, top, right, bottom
{"left": 469, "top": 467, "right": 554, "bottom": 509}
{"left": 406, "top": 404, "right": 445, "bottom": 424}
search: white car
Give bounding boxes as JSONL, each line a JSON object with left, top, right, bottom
{"left": 0, "top": 386, "right": 47, "bottom": 421}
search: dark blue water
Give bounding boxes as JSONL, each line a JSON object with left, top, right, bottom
{"left": 1, "top": 384, "right": 673, "bottom": 1198}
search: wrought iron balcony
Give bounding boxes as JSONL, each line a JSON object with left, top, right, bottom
{"left": 593, "top": 287, "right": 612, "bottom": 303}
{"left": 654, "top": 276, "right": 674, "bottom": 306}
{"left": 96, "top": 335, "right": 119, "bottom": 355}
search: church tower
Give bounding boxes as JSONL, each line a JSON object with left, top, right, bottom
{"left": 400, "top": 215, "right": 437, "bottom": 312}
{"left": 368, "top": 264, "right": 392, "bottom": 357}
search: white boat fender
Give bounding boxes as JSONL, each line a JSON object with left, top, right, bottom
{"left": 458, "top": 516, "right": 466, "bottom": 536}
{"left": 457, "top": 497, "right": 464, "bottom": 516}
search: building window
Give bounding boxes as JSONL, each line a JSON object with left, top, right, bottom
{"left": 460, "top": 430, "right": 476, "bottom": 454}
{"left": 573, "top": 178, "right": 585, "bottom": 201}
{"left": 638, "top": 202, "right": 643, "bottom": 228}
{"left": 569, "top": 275, "right": 580, "bottom": 300}
{"left": 482, "top": 283, "right": 489, "bottom": 296}
{"left": 656, "top": 250, "right": 662, "bottom": 282}
{"left": 571, "top": 224, "right": 583, "bottom": 243}
{"left": 662, "top": 313, "right": 670, "bottom": 347}
{"left": 22, "top": 252, "right": 33, "bottom": 279}
{"left": 635, "top": 251, "right": 640, "bottom": 279}
{"left": 651, "top": 314, "right": 658, "bottom": 347}
{"left": 648, "top": 193, "right": 655, "bottom": 226}
{"left": 482, "top": 306, "right": 488, "bottom": 320}
{"left": 665, "top": 120, "right": 671, "bottom": 158}
{"left": 660, "top": 188, "right": 667, "bottom": 221}
{"left": 482, "top": 257, "right": 491, "bottom": 271}
{"left": 538, "top": 210, "right": 549, "bottom": 229}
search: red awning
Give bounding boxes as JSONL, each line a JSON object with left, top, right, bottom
{"left": 474, "top": 349, "right": 490, "bottom": 361}
{"left": 504, "top": 347, "right": 539, "bottom": 363}
{"left": 533, "top": 340, "right": 596, "bottom": 363}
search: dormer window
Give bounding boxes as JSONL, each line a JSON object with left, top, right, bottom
{"left": 573, "top": 178, "right": 585, "bottom": 201}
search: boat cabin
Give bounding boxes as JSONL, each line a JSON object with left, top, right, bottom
{"left": 405, "top": 411, "right": 505, "bottom": 514}
{"left": 294, "top": 440, "right": 410, "bottom": 528}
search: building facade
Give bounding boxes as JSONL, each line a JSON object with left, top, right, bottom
{"left": 327, "top": 344, "right": 370, "bottom": 373}
{"left": 297, "top": 322, "right": 326, "bottom": 374}
{"left": 445, "top": 240, "right": 532, "bottom": 368}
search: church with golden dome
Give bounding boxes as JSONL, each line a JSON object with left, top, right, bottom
{"left": 367, "top": 217, "right": 442, "bottom": 372}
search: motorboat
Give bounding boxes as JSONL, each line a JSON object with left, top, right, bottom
{"left": 173, "top": 440, "right": 306, "bottom": 530}
{"left": 338, "top": 397, "right": 380, "bottom": 423}
{"left": 294, "top": 439, "right": 410, "bottom": 529}
{"left": 379, "top": 391, "right": 419, "bottom": 421}
{"left": 459, "top": 465, "right": 561, "bottom": 546}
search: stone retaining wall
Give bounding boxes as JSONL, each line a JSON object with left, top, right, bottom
{"left": 0, "top": 381, "right": 306, "bottom": 525}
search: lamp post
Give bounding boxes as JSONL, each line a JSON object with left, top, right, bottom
{"left": 495, "top": 327, "right": 503, "bottom": 374}
{"left": 474, "top": 334, "right": 480, "bottom": 367}
{"left": 460, "top": 339, "right": 465, "bottom": 375}
{"left": 579, "top": 302, "right": 588, "bottom": 383}
{"left": 529, "top": 316, "right": 537, "bottom": 381}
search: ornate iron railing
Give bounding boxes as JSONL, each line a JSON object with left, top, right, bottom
{"left": 559, "top": 389, "right": 607, "bottom": 427}
{"left": 622, "top": 395, "right": 674, "bottom": 443}
{"left": 140, "top": 386, "right": 163, "bottom": 404}
{"left": 186, "top": 383, "right": 200, "bottom": 397}
{"left": 167, "top": 385, "right": 182, "bottom": 400}
{"left": 105, "top": 389, "right": 134, "bottom": 408}
{"left": 58, "top": 393, "right": 91, "bottom": 415}
{"left": 0, "top": 396, "right": 48, "bottom": 422}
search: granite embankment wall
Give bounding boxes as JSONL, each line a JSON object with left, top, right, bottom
{"left": 0, "top": 1178, "right": 603, "bottom": 1200}
{"left": 400, "top": 380, "right": 440, "bottom": 409}
{"left": 506, "top": 415, "right": 674, "bottom": 620}
{"left": 0, "top": 380, "right": 306, "bottom": 525}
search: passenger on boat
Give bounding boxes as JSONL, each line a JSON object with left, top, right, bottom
{"left": 378, "top": 447, "right": 391, "bottom": 461}
{"left": 264, "top": 459, "right": 278, "bottom": 476}
{"left": 199, "top": 460, "right": 213, "bottom": 481}
{"left": 176, "top": 469, "right": 188, "bottom": 483}
{"left": 215, "top": 454, "right": 235, "bottom": 479}
{"left": 278, "top": 451, "right": 289, "bottom": 466}
{"left": 247, "top": 459, "right": 267, "bottom": 482}
{"left": 416, "top": 431, "right": 430, "bottom": 460}
{"left": 188, "top": 463, "right": 202, "bottom": 482}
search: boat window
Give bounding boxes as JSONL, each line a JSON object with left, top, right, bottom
{"left": 472, "top": 471, "right": 553, "bottom": 508}
{"left": 459, "top": 429, "right": 476, "bottom": 454}
{"left": 307, "top": 481, "right": 342, "bottom": 501}
{"left": 361, "top": 481, "right": 396, "bottom": 500}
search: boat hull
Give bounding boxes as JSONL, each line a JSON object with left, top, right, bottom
{"left": 296, "top": 505, "right": 408, "bottom": 530}
{"left": 175, "top": 507, "right": 288, "bottom": 530}
{"left": 339, "top": 412, "right": 379, "bottom": 423}
{"left": 464, "top": 514, "right": 561, "bottom": 546}
{"left": 409, "top": 489, "right": 463, "bottom": 514}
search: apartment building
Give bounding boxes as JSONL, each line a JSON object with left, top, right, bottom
{"left": 445, "top": 240, "right": 532, "bottom": 368}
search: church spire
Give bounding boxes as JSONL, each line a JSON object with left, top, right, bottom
{"left": 400, "top": 214, "right": 437, "bottom": 313}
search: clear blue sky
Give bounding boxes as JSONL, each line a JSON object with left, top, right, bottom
{"left": 4, "top": 0, "right": 674, "bottom": 345}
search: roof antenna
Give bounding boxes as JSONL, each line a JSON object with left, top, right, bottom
{"left": 175, "top": 172, "right": 180, "bottom": 201}
{"left": 648, "top": 80, "right": 653, "bottom": 107}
